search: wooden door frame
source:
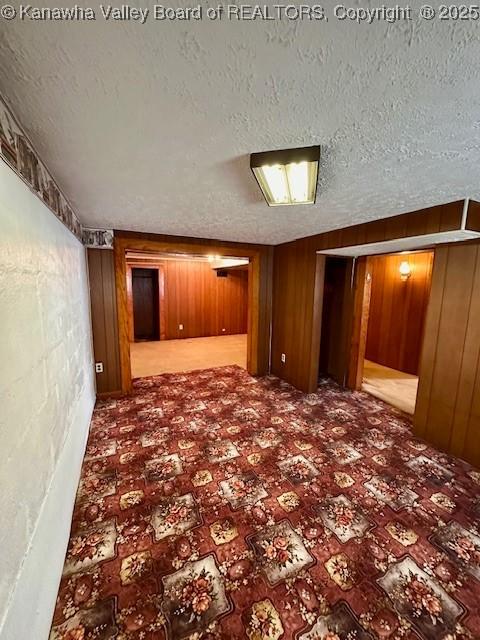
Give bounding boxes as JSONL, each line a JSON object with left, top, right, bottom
{"left": 114, "top": 233, "right": 270, "bottom": 394}
{"left": 126, "top": 262, "right": 166, "bottom": 342}
{"left": 346, "top": 256, "right": 372, "bottom": 390}
{"left": 345, "top": 251, "right": 436, "bottom": 391}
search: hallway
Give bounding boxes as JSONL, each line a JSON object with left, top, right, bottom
{"left": 50, "top": 367, "right": 480, "bottom": 639}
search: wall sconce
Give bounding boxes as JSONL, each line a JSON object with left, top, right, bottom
{"left": 399, "top": 260, "right": 412, "bottom": 281}
{"left": 250, "top": 145, "right": 320, "bottom": 206}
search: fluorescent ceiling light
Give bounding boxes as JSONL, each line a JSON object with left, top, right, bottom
{"left": 250, "top": 145, "right": 320, "bottom": 206}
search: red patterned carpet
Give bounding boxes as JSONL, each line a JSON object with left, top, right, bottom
{"left": 50, "top": 365, "right": 480, "bottom": 640}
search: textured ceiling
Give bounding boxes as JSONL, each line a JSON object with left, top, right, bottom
{"left": 1, "top": 9, "right": 480, "bottom": 244}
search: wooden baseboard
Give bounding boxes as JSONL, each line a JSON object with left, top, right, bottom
{"left": 96, "top": 389, "right": 124, "bottom": 400}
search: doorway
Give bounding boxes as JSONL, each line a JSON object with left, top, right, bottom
{"left": 318, "top": 250, "right": 434, "bottom": 415}
{"left": 360, "top": 251, "right": 434, "bottom": 414}
{"left": 319, "top": 257, "right": 354, "bottom": 386}
{"left": 126, "top": 251, "right": 250, "bottom": 378}
{"left": 132, "top": 268, "right": 160, "bottom": 341}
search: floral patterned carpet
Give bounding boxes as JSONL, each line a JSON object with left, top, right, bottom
{"left": 50, "top": 365, "right": 480, "bottom": 640}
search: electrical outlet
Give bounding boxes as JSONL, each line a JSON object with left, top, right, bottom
{"left": 281, "top": 353, "right": 286, "bottom": 363}
{"left": 179, "top": 324, "right": 184, "bottom": 330}
{"left": 95, "top": 362, "right": 104, "bottom": 373}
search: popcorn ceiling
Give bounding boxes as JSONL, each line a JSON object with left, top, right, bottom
{"left": 0, "top": 16, "right": 479, "bottom": 244}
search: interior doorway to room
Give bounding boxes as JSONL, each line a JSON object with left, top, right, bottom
{"left": 132, "top": 268, "right": 160, "bottom": 341}
{"left": 360, "top": 251, "right": 434, "bottom": 414}
{"left": 319, "top": 257, "right": 353, "bottom": 387}
{"left": 319, "top": 250, "right": 434, "bottom": 415}
{"left": 125, "top": 251, "right": 249, "bottom": 378}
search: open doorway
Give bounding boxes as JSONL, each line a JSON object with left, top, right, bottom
{"left": 319, "top": 257, "right": 354, "bottom": 386}
{"left": 318, "top": 250, "right": 434, "bottom": 415}
{"left": 361, "top": 251, "right": 434, "bottom": 414}
{"left": 125, "top": 251, "right": 249, "bottom": 377}
{"left": 132, "top": 268, "right": 160, "bottom": 341}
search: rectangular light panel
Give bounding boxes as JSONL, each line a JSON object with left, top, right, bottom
{"left": 250, "top": 146, "right": 320, "bottom": 206}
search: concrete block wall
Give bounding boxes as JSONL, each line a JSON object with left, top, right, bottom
{"left": 0, "top": 160, "right": 96, "bottom": 639}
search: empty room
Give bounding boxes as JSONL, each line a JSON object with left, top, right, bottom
{"left": 122, "top": 250, "right": 249, "bottom": 377}
{"left": 2, "top": 7, "right": 480, "bottom": 640}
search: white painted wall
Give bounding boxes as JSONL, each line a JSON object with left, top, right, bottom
{"left": 0, "top": 161, "right": 95, "bottom": 639}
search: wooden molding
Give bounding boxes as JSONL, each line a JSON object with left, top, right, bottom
{"left": 346, "top": 257, "right": 372, "bottom": 390}
{"left": 114, "top": 232, "right": 272, "bottom": 394}
{"left": 126, "top": 261, "right": 166, "bottom": 342}
{"left": 96, "top": 390, "right": 123, "bottom": 400}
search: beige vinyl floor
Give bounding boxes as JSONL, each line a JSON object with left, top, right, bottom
{"left": 362, "top": 359, "right": 418, "bottom": 415}
{"left": 130, "top": 333, "right": 247, "bottom": 377}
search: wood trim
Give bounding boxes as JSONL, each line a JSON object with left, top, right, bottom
{"left": 126, "top": 264, "right": 134, "bottom": 342}
{"left": 114, "top": 238, "right": 133, "bottom": 394}
{"left": 97, "top": 390, "right": 124, "bottom": 400}
{"left": 158, "top": 264, "right": 166, "bottom": 340}
{"left": 126, "top": 262, "right": 166, "bottom": 342}
{"left": 346, "top": 257, "right": 372, "bottom": 390}
{"left": 308, "top": 254, "right": 326, "bottom": 392}
{"left": 114, "top": 232, "right": 272, "bottom": 394}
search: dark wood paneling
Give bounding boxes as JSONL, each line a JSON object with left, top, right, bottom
{"left": 271, "top": 201, "right": 466, "bottom": 392}
{"left": 414, "top": 241, "right": 480, "bottom": 467}
{"left": 87, "top": 249, "right": 121, "bottom": 395}
{"left": 466, "top": 199, "right": 480, "bottom": 232}
{"left": 163, "top": 260, "right": 248, "bottom": 339}
{"left": 319, "top": 257, "right": 354, "bottom": 385}
{"left": 279, "top": 200, "right": 465, "bottom": 252}
{"left": 365, "top": 252, "right": 433, "bottom": 375}
{"left": 271, "top": 238, "right": 324, "bottom": 392}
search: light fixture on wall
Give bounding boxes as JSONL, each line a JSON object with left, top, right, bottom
{"left": 399, "top": 260, "right": 412, "bottom": 281}
{"left": 250, "top": 145, "right": 320, "bottom": 206}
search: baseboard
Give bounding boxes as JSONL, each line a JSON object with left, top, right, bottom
{"left": 0, "top": 392, "right": 95, "bottom": 640}
{"left": 97, "top": 389, "right": 123, "bottom": 400}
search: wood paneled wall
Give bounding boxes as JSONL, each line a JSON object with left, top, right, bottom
{"left": 271, "top": 239, "right": 324, "bottom": 392}
{"left": 270, "top": 201, "right": 470, "bottom": 392}
{"left": 128, "top": 260, "right": 248, "bottom": 340}
{"left": 365, "top": 252, "right": 433, "bottom": 375}
{"left": 270, "top": 200, "right": 480, "bottom": 393}
{"left": 87, "top": 249, "right": 122, "bottom": 395}
{"left": 414, "top": 241, "right": 480, "bottom": 467}
{"left": 291, "top": 200, "right": 470, "bottom": 251}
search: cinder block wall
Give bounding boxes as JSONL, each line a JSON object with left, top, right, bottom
{"left": 0, "top": 161, "right": 95, "bottom": 639}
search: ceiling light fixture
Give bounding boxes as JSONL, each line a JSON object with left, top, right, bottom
{"left": 250, "top": 145, "right": 320, "bottom": 206}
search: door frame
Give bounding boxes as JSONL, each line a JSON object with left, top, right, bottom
{"left": 346, "top": 256, "right": 372, "bottom": 390}
{"left": 126, "top": 262, "right": 165, "bottom": 342}
{"left": 114, "top": 232, "right": 272, "bottom": 394}
{"left": 345, "top": 251, "right": 435, "bottom": 391}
